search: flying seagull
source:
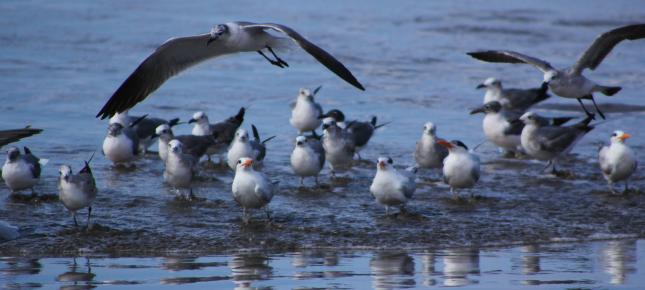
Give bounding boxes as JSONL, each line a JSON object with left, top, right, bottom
{"left": 96, "top": 21, "right": 365, "bottom": 119}
{"left": 0, "top": 128, "right": 42, "bottom": 148}
{"left": 468, "top": 24, "right": 645, "bottom": 119}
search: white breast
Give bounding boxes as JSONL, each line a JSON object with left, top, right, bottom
{"left": 2, "top": 161, "right": 38, "bottom": 191}
{"left": 59, "top": 181, "right": 92, "bottom": 211}
{"left": 103, "top": 134, "right": 135, "bottom": 164}
{"left": 227, "top": 141, "right": 255, "bottom": 170}
{"left": 291, "top": 146, "right": 322, "bottom": 177}
{"left": 290, "top": 101, "right": 321, "bottom": 132}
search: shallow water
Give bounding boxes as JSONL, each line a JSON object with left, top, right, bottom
{"left": 1, "top": 0, "right": 645, "bottom": 258}
{"left": 2, "top": 240, "right": 644, "bottom": 289}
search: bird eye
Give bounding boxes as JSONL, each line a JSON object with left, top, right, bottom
{"left": 237, "top": 160, "right": 241, "bottom": 164}
{"left": 612, "top": 133, "right": 617, "bottom": 137}
{"left": 387, "top": 158, "right": 393, "bottom": 164}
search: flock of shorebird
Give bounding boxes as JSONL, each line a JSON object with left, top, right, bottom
{"left": 1, "top": 21, "right": 643, "bottom": 228}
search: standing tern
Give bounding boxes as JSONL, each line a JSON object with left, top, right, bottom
{"left": 226, "top": 125, "right": 275, "bottom": 170}
{"left": 519, "top": 112, "right": 594, "bottom": 174}
{"left": 322, "top": 118, "right": 355, "bottom": 176}
{"left": 190, "top": 108, "right": 245, "bottom": 161}
{"left": 154, "top": 124, "right": 216, "bottom": 163}
{"left": 476, "top": 78, "right": 550, "bottom": 111}
{"left": 231, "top": 157, "right": 277, "bottom": 224}
{"left": 437, "top": 140, "right": 481, "bottom": 198}
{"left": 58, "top": 155, "right": 97, "bottom": 228}
{"left": 598, "top": 130, "right": 637, "bottom": 194}
{"left": 164, "top": 140, "right": 196, "bottom": 199}
{"left": 290, "top": 135, "right": 325, "bottom": 186}
{"left": 468, "top": 24, "right": 645, "bottom": 119}
{"left": 96, "top": 21, "right": 365, "bottom": 119}
{"left": 0, "top": 128, "right": 42, "bottom": 148}
{"left": 369, "top": 157, "right": 417, "bottom": 215}
{"left": 290, "top": 86, "right": 323, "bottom": 133}
{"left": 414, "top": 122, "right": 448, "bottom": 170}
{"left": 110, "top": 110, "right": 180, "bottom": 153}
{"left": 320, "top": 109, "right": 389, "bottom": 159}
{"left": 2, "top": 147, "right": 44, "bottom": 195}
{"left": 469, "top": 101, "right": 574, "bottom": 156}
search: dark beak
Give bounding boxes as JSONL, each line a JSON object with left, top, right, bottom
{"left": 188, "top": 118, "right": 197, "bottom": 124}
{"left": 151, "top": 133, "right": 159, "bottom": 138}
{"left": 476, "top": 84, "right": 486, "bottom": 89}
{"left": 296, "top": 141, "right": 303, "bottom": 146}
{"left": 510, "top": 119, "right": 522, "bottom": 125}
{"left": 322, "top": 124, "right": 330, "bottom": 130}
{"left": 318, "top": 113, "right": 329, "bottom": 120}
{"left": 469, "top": 105, "right": 485, "bottom": 115}
{"left": 541, "top": 81, "right": 549, "bottom": 91}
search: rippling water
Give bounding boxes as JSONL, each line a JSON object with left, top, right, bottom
{"left": 1, "top": 0, "right": 645, "bottom": 284}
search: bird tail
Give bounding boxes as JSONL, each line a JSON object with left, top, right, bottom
{"left": 572, "top": 114, "right": 595, "bottom": 133}
{"left": 80, "top": 151, "right": 96, "bottom": 175}
{"left": 374, "top": 120, "right": 392, "bottom": 130}
{"left": 262, "top": 136, "right": 276, "bottom": 144}
{"left": 598, "top": 86, "right": 621, "bottom": 96}
{"left": 551, "top": 116, "right": 575, "bottom": 126}
{"left": 130, "top": 114, "right": 148, "bottom": 127}
{"left": 234, "top": 107, "right": 245, "bottom": 123}
{"left": 167, "top": 118, "right": 181, "bottom": 127}
{"left": 251, "top": 124, "right": 261, "bottom": 141}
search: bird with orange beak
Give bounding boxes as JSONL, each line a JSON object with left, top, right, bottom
{"left": 369, "top": 157, "right": 417, "bottom": 215}
{"left": 437, "top": 140, "right": 481, "bottom": 198}
{"left": 232, "top": 157, "right": 277, "bottom": 224}
{"left": 599, "top": 130, "right": 637, "bottom": 194}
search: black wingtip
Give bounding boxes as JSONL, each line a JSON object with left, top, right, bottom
{"left": 236, "top": 107, "right": 246, "bottom": 122}
{"left": 23, "top": 146, "right": 32, "bottom": 155}
{"left": 262, "top": 135, "right": 276, "bottom": 144}
{"left": 251, "top": 124, "right": 260, "bottom": 141}
{"left": 168, "top": 118, "right": 181, "bottom": 127}
{"left": 130, "top": 114, "right": 148, "bottom": 127}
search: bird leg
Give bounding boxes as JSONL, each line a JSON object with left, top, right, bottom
{"left": 314, "top": 176, "right": 319, "bottom": 186}
{"left": 242, "top": 208, "right": 250, "bottom": 224}
{"left": 73, "top": 213, "right": 79, "bottom": 227}
{"left": 624, "top": 181, "right": 630, "bottom": 194}
{"left": 267, "top": 46, "right": 289, "bottom": 67}
{"left": 300, "top": 177, "right": 304, "bottom": 186}
{"left": 583, "top": 94, "right": 605, "bottom": 119}
{"left": 450, "top": 187, "right": 458, "bottom": 199}
{"left": 576, "top": 98, "right": 595, "bottom": 120}
{"left": 356, "top": 152, "right": 362, "bottom": 160}
{"left": 87, "top": 207, "right": 92, "bottom": 230}
{"left": 608, "top": 182, "right": 619, "bottom": 195}
{"left": 188, "top": 188, "right": 195, "bottom": 201}
{"left": 257, "top": 50, "right": 285, "bottom": 68}
{"left": 265, "top": 207, "right": 272, "bottom": 222}
{"left": 385, "top": 206, "right": 390, "bottom": 215}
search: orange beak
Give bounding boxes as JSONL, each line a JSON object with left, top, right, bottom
{"left": 378, "top": 161, "right": 385, "bottom": 169}
{"left": 619, "top": 133, "right": 631, "bottom": 141}
{"left": 242, "top": 159, "right": 253, "bottom": 168}
{"left": 436, "top": 139, "right": 453, "bottom": 149}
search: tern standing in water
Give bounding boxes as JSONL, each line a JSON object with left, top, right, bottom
{"left": 164, "top": 140, "right": 196, "bottom": 199}
{"left": 322, "top": 118, "right": 355, "bottom": 176}
{"left": 369, "top": 157, "right": 417, "bottom": 215}
{"left": 414, "top": 122, "right": 448, "bottom": 171}
{"left": 58, "top": 156, "right": 97, "bottom": 228}
{"left": 290, "top": 135, "right": 325, "bottom": 186}
{"left": 232, "top": 157, "right": 277, "bottom": 224}
{"left": 437, "top": 140, "right": 481, "bottom": 198}
{"left": 290, "top": 86, "right": 323, "bottom": 134}
{"left": 226, "top": 126, "right": 275, "bottom": 170}
{"left": 599, "top": 130, "right": 637, "bottom": 194}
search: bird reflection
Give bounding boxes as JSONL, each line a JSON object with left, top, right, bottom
{"left": 55, "top": 257, "right": 95, "bottom": 290}
{"left": 0, "top": 257, "right": 42, "bottom": 275}
{"left": 521, "top": 245, "right": 541, "bottom": 274}
{"left": 601, "top": 240, "right": 636, "bottom": 285}
{"left": 420, "top": 252, "right": 437, "bottom": 286}
{"left": 370, "top": 252, "right": 415, "bottom": 290}
{"left": 161, "top": 257, "right": 198, "bottom": 271}
{"left": 442, "top": 248, "right": 480, "bottom": 287}
{"left": 228, "top": 253, "right": 272, "bottom": 290}
{"left": 291, "top": 250, "right": 343, "bottom": 279}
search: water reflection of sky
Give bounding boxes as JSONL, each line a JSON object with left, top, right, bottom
{"left": 1, "top": 240, "right": 642, "bottom": 289}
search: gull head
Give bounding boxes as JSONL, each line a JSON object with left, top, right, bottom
{"left": 377, "top": 156, "right": 393, "bottom": 170}
{"left": 319, "top": 109, "right": 345, "bottom": 122}
{"left": 107, "top": 123, "right": 124, "bottom": 137}
{"left": 207, "top": 24, "right": 230, "bottom": 46}
{"left": 423, "top": 122, "right": 437, "bottom": 136}
{"left": 298, "top": 88, "right": 314, "bottom": 101}
{"left": 611, "top": 130, "right": 631, "bottom": 143}
{"left": 543, "top": 70, "right": 559, "bottom": 84}
{"left": 235, "top": 129, "right": 249, "bottom": 143}
{"left": 236, "top": 157, "right": 254, "bottom": 170}
{"left": 437, "top": 139, "right": 468, "bottom": 152}
{"left": 470, "top": 101, "right": 502, "bottom": 115}
{"left": 519, "top": 111, "right": 539, "bottom": 125}
{"left": 321, "top": 117, "right": 337, "bottom": 131}
{"left": 477, "top": 77, "right": 501, "bottom": 90}
{"left": 155, "top": 124, "right": 172, "bottom": 138}
{"left": 59, "top": 165, "right": 73, "bottom": 182}
{"left": 6, "top": 147, "right": 20, "bottom": 162}
{"left": 189, "top": 111, "right": 208, "bottom": 124}
{"left": 169, "top": 139, "right": 183, "bottom": 154}
{"left": 295, "top": 135, "right": 307, "bottom": 146}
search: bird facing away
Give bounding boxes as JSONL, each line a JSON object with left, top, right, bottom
{"left": 110, "top": 110, "right": 180, "bottom": 154}
{"left": 322, "top": 118, "right": 356, "bottom": 176}
{"left": 0, "top": 128, "right": 43, "bottom": 148}
{"left": 468, "top": 24, "right": 645, "bottom": 119}
{"left": 437, "top": 140, "right": 481, "bottom": 198}
{"left": 163, "top": 140, "right": 196, "bottom": 200}
{"left": 476, "top": 77, "right": 550, "bottom": 111}
{"left": 226, "top": 125, "right": 275, "bottom": 170}
{"left": 414, "top": 122, "right": 448, "bottom": 170}
{"left": 2, "top": 147, "right": 43, "bottom": 195}
{"left": 519, "top": 112, "right": 594, "bottom": 174}
{"left": 290, "top": 86, "right": 323, "bottom": 133}
{"left": 154, "top": 124, "right": 215, "bottom": 163}
{"left": 369, "top": 157, "right": 417, "bottom": 215}
{"left": 598, "top": 130, "right": 637, "bottom": 194}
{"left": 96, "top": 21, "right": 365, "bottom": 119}
{"left": 190, "top": 108, "right": 245, "bottom": 161}
{"left": 231, "top": 157, "right": 277, "bottom": 224}
{"left": 290, "top": 135, "right": 325, "bottom": 186}
{"left": 58, "top": 156, "right": 97, "bottom": 228}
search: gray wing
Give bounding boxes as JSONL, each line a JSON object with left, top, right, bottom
{"left": 177, "top": 135, "right": 214, "bottom": 158}
{"left": 572, "top": 24, "right": 645, "bottom": 74}
{"left": 135, "top": 117, "right": 168, "bottom": 139}
{"left": 307, "top": 139, "right": 325, "bottom": 168}
{"left": 251, "top": 140, "right": 267, "bottom": 161}
{"left": 123, "top": 128, "right": 140, "bottom": 155}
{"left": 598, "top": 145, "right": 612, "bottom": 175}
{"left": 97, "top": 34, "right": 229, "bottom": 119}
{"left": 503, "top": 88, "right": 549, "bottom": 110}
{"left": 241, "top": 23, "right": 365, "bottom": 91}
{"left": 399, "top": 171, "right": 416, "bottom": 199}
{"left": 76, "top": 172, "right": 98, "bottom": 200}
{"left": 467, "top": 50, "right": 554, "bottom": 73}
{"left": 22, "top": 155, "right": 41, "bottom": 178}
{"left": 0, "top": 128, "right": 42, "bottom": 148}
{"left": 535, "top": 126, "right": 580, "bottom": 153}
{"left": 347, "top": 121, "right": 374, "bottom": 147}
{"left": 314, "top": 102, "right": 323, "bottom": 117}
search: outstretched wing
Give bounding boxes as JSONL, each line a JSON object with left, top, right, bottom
{"left": 573, "top": 24, "right": 645, "bottom": 74}
{"left": 0, "top": 128, "right": 42, "bottom": 148}
{"left": 241, "top": 23, "right": 365, "bottom": 91}
{"left": 467, "top": 50, "right": 554, "bottom": 73}
{"left": 97, "top": 34, "right": 229, "bottom": 119}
